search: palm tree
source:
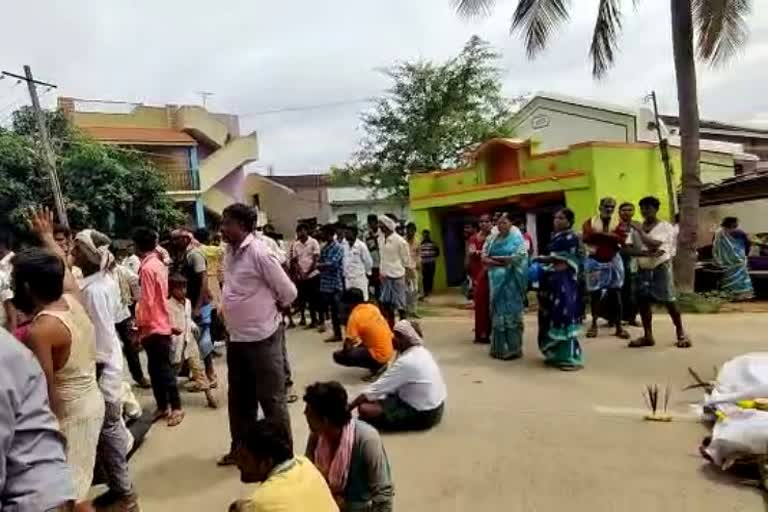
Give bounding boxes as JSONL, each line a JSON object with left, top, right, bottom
{"left": 453, "top": 0, "right": 752, "bottom": 292}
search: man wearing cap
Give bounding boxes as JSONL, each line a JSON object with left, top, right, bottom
{"left": 376, "top": 215, "right": 411, "bottom": 328}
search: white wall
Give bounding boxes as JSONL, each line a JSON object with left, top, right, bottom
{"left": 330, "top": 202, "right": 410, "bottom": 227}
{"left": 699, "top": 198, "right": 768, "bottom": 246}
{"left": 512, "top": 96, "right": 643, "bottom": 152}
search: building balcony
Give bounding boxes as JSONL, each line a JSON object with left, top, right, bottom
{"left": 163, "top": 168, "right": 200, "bottom": 202}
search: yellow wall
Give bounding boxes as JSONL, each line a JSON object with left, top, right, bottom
{"left": 71, "top": 105, "right": 172, "bottom": 129}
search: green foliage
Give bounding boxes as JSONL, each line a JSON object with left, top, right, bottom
{"left": 345, "top": 36, "right": 515, "bottom": 198}
{"left": 0, "top": 108, "right": 184, "bottom": 238}
{"left": 677, "top": 291, "right": 726, "bottom": 314}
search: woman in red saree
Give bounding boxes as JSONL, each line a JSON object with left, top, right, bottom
{"left": 470, "top": 214, "right": 493, "bottom": 343}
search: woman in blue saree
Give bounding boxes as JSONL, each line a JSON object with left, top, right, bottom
{"left": 483, "top": 213, "right": 528, "bottom": 360}
{"left": 535, "top": 208, "right": 584, "bottom": 370}
{"left": 713, "top": 216, "right": 754, "bottom": 301}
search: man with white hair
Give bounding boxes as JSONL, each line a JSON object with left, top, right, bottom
{"left": 71, "top": 229, "right": 139, "bottom": 510}
{"left": 349, "top": 320, "right": 446, "bottom": 432}
{"left": 377, "top": 215, "right": 411, "bottom": 328}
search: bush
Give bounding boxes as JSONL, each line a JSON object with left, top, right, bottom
{"left": 677, "top": 291, "right": 727, "bottom": 314}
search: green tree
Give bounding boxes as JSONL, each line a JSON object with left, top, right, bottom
{"left": 0, "top": 107, "right": 184, "bottom": 238}
{"left": 453, "top": 0, "right": 752, "bottom": 292}
{"left": 347, "top": 35, "right": 515, "bottom": 198}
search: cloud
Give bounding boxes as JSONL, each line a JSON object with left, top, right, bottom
{"left": 1, "top": 0, "right": 766, "bottom": 173}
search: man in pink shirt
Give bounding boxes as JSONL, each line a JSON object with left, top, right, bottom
{"left": 217, "top": 204, "right": 298, "bottom": 466}
{"left": 132, "top": 227, "right": 184, "bottom": 427}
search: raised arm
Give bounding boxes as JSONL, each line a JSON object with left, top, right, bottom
{"left": 26, "top": 208, "right": 80, "bottom": 297}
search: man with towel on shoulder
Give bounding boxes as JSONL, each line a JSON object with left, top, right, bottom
{"left": 376, "top": 215, "right": 411, "bottom": 328}
{"left": 582, "top": 197, "right": 630, "bottom": 341}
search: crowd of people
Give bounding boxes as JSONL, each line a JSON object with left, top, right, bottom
{"left": 0, "top": 204, "right": 451, "bottom": 512}
{"left": 3, "top": 193, "right": 754, "bottom": 510}
{"left": 464, "top": 196, "right": 694, "bottom": 372}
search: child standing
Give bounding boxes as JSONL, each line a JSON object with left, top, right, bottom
{"left": 169, "top": 273, "right": 218, "bottom": 409}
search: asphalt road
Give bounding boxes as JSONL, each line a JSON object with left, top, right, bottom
{"left": 120, "top": 311, "right": 768, "bottom": 511}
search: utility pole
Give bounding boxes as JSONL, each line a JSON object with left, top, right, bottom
{"left": 195, "top": 91, "right": 214, "bottom": 109}
{"left": 2, "top": 66, "right": 67, "bottom": 226}
{"left": 648, "top": 90, "right": 677, "bottom": 220}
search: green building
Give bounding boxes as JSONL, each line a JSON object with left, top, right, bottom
{"left": 410, "top": 137, "right": 686, "bottom": 289}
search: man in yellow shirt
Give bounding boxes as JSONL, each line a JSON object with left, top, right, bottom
{"left": 332, "top": 288, "right": 394, "bottom": 376}
{"left": 231, "top": 420, "right": 338, "bottom": 512}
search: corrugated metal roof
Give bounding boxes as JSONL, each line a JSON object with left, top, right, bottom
{"left": 81, "top": 126, "right": 197, "bottom": 146}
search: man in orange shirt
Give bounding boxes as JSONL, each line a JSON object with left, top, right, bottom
{"left": 332, "top": 288, "right": 393, "bottom": 375}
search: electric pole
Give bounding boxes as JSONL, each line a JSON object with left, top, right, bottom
{"left": 648, "top": 90, "right": 677, "bottom": 220}
{"left": 2, "top": 66, "right": 67, "bottom": 226}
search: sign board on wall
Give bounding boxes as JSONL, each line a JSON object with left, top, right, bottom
{"left": 532, "top": 115, "right": 550, "bottom": 130}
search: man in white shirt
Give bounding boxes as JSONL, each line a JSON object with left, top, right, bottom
{"left": 72, "top": 229, "right": 139, "bottom": 510}
{"left": 342, "top": 225, "right": 373, "bottom": 300}
{"left": 122, "top": 245, "right": 141, "bottom": 275}
{"left": 349, "top": 319, "right": 446, "bottom": 432}
{"left": 377, "top": 215, "right": 412, "bottom": 327}
{"left": 627, "top": 196, "right": 691, "bottom": 350}
{"left": 255, "top": 225, "right": 287, "bottom": 265}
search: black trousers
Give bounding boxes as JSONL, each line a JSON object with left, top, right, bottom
{"left": 297, "top": 276, "right": 321, "bottom": 325}
{"left": 333, "top": 345, "right": 384, "bottom": 372}
{"left": 422, "top": 262, "right": 436, "bottom": 297}
{"left": 227, "top": 327, "right": 292, "bottom": 453}
{"left": 320, "top": 290, "right": 343, "bottom": 339}
{"left": 115, "top": 318, "right": 145, "bottom": 384}
{"left": 143, "top": 334, "right": 181, "bottom": 411}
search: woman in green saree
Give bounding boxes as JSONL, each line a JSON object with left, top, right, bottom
{"left": 483, "top": 213, "right": 528, "bottom": 360}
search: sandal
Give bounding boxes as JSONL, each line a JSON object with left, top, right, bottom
{"left": 615, "top": 329, "right": 631, "bottom": 340}
{"left": 628, "top": 336, "right": 655, "bottom": 348}
{"left": 675, "top": 334, "right": 692, "bottom": 349}
{"left": 167, "top": 409, "right": 185, "bottom": 427}
{"left": 286, "top": 394, "right": 299, "bottom": 404}
{"left": 586, "top": 325, "right": 598, "bottom": 338}
{"left": 152, "top": 408, "right": 170, "bottom": 423}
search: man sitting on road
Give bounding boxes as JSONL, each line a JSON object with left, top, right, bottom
{"left": 349, "top": 320, "right": 446, "bottom": 432}
{"left": 332, "top": 288, "right": 393, "bottom": 378}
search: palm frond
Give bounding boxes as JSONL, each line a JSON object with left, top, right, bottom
{"left": 510, "top": 0, "right": 571, "bottom": 59}
{"left": 589, "top": 0, "right": 624, "bottom": 78}
{"left": 693, "top": 0, "right": 751, "bottom": 66}
{"left": 453, "top": 0, "right": 497, "bottom": 18}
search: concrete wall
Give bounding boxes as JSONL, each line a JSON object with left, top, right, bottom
{"left": 512, "top": 97, "right": 637, "bottom": 151}
{"left": 329, "top": 202, "right": 410, "bottom": 227}
{"left": 700, "top": 199, "right": 768, "bottom": 246}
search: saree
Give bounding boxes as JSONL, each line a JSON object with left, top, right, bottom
{"left": 470, "top": 233, "right": 490, "bottom": 342}
{"left": 713, "top": 229, "right": 754, "bottom": 300}
{"left": 537, "top": 230, "right": 583, "bottom": 369}
{"left": 487, "top": 229, "right": 528, "bottom": 360}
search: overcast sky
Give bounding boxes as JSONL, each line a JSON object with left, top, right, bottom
{"left": 1, "top": 1, "right": 766, "bottom": 174}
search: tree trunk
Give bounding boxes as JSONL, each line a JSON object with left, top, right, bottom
{"left": 670, "top": 0, "right": 701, "bottom": 294}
